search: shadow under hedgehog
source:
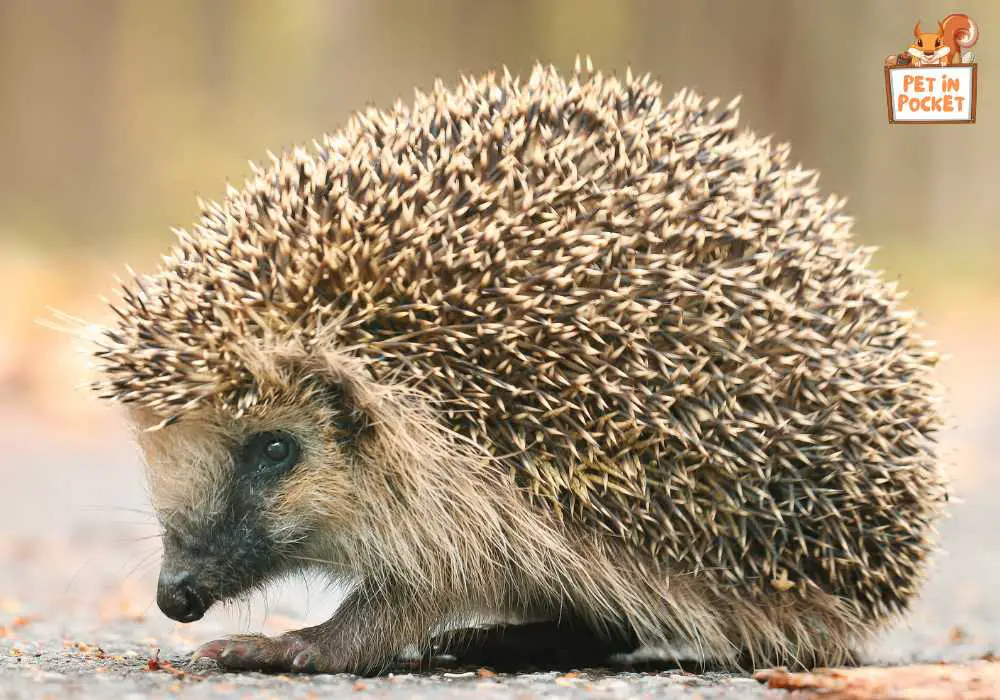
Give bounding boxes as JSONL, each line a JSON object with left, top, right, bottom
{"left": 72, "top": 61, "right": 946, "bottom": 674}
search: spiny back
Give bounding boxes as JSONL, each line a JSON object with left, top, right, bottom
{"left": 95, "top": 63, "right": 944, "bottom": 618}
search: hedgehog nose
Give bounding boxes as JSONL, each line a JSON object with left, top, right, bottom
{"left": 156, "top": 569, "right": 209, "bottom": 623}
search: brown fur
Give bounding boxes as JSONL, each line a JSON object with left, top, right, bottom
{"left": 133, "top": 342, "right": 868, "bottom": 670}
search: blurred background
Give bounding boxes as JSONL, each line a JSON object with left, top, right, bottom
{"left": 0, "top": 0, "right": 998, "bottom": 663}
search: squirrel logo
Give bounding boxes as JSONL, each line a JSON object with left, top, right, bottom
{"left": 885, "top": 13, "right": 979, "bottom": 67}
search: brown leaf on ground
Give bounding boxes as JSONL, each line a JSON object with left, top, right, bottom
{"left": 755, "top": 661, "right": 1000, "bottom": 699}
{"left": 146, "top": 649, "right": 204, "bottom": 680}
{"left": 11, "top": 615, "right": 40, "bottom": 629}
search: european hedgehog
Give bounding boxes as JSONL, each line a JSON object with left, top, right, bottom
{"left": 82, "top": 62, "right": 945, "bottom": 673}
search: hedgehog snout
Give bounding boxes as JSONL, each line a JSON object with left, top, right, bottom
{"left": 155, "top": 509, "right": 286, "bottom": 612}
{"left": 156, "top": 567, "right": 214, "bottom": 623}
{"left": 154, "top": 525, "right": 271, "bottom": 620}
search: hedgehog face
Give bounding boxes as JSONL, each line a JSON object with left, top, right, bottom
{"left": 131, "top": 364, "right": 367, "bottom": 623}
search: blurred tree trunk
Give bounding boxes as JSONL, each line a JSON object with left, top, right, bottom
{"left": 0, "top": 0, "right": 120, "bottom": 247}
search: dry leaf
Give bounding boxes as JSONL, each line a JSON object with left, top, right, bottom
{"left": 756, "top": 661, "right": 1000, "bottom": 699}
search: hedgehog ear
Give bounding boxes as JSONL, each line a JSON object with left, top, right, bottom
{"left": 310, "top": 354, "right": 375, "bottom": 443}
{"left": 316, "top": 378, "right": 372, "bottom": 441}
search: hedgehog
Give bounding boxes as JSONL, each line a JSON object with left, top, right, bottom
{"left": 79, "top": 61, "right": 946, "bottom": 674}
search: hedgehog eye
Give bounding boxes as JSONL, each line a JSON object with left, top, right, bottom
{"left": 264, "top": 437, "right": 290, "bottom": 462}
{"left": 935, "top": 38, "right": 942, "bottom": 48}
{"left": 241, "top": 431, "right": 300, "bottom": 475}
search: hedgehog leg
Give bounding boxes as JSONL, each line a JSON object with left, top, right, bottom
{"left": 427, "top": 616, "right": 639, "bottom": 670}
{"left": 192, "top": 586, "right": 434, "bottom": 675}
{"left": 191, "top": 633, "right": 314, "bottom": 673}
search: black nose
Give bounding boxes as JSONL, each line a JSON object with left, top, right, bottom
{"left": 156, "top": 569, "right": 209, "bottom": 623}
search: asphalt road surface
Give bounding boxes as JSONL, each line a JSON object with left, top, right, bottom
{"left": 2, "top": 338, "right": 999, "bottom": 698}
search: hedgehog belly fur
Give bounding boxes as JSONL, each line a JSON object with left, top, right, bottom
{"left": 90, "top": 62, "right": 946, "bottom": 671}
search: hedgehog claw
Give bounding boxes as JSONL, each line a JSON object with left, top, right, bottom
{"left": 192, "top": 633, "right": 330, "bottom": 673}
{"left": 291, "top": 649, "right": 320, "bottom": 673}
{"left": 190, "top": 637, "right": 228, "bottom": 662}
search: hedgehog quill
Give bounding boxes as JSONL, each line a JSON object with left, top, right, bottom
{"left": 82, "top": 62, "right": 945, "bottom": 673}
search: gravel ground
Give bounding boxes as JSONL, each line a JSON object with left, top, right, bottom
{"left": 1, "top": 330, "right": 998, "bottom": 698}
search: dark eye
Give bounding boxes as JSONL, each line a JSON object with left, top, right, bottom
{"left": 242, "top": 431, "right": 300, "bottom": 475}
{"left": 264, "top": 437, "right": 291, "bottom": 463}
{"left": 935, "top": 38, "right": 942, "bottom": 48}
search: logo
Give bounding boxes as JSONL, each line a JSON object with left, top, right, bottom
{"left": 884, "top": 13, "right": 979, "bottom": 124}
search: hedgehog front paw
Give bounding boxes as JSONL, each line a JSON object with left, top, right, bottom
{"left": 191, "top": 632, "right": 347, "bottom": 673}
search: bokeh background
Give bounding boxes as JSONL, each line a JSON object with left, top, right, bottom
{"left": 1, "top": 0, "right": 999, "bottom": 667}
{"left": 3, "top": 0, "right": 1000, "bottom": 422}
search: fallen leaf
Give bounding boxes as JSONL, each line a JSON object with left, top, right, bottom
{"left": 756, "top": 661, "right": 1000, "bottom": 699}
{"left": 146, "top": 649, "right": 202, "bottom": 680}
{"left": 11, "top": 615, "right": 40, "bottom": 628}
